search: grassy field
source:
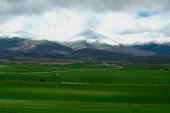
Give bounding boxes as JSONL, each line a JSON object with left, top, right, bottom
{"left": 0, "top": 61, "right": 170, "bottom": 113}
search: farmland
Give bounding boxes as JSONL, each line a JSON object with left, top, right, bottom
{"left": 0, "top": 61, "right": 170, "bottom": 113}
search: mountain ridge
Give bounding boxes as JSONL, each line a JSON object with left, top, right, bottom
{"left": 0, "top": 30, "right": 169, "bottom": 60}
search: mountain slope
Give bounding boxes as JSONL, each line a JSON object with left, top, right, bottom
{"left": 0, "top": 38, "right": 39, "bottom": 51}
{"left": 0, "top": 35, "right": 72, "bottom": 59}
{"left": 133, "top": 43, "right": 170, "bottom": 56}
{"left": 70, "top": 48, "right": 131, "bottom": 59}
{"left": 28, "top": 41, "right": 72, "bottom": 54}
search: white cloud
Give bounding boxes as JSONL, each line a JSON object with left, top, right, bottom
{"left": 96, "top": 12, "right": 137, "bottom": 35}
{"left": 0, "top": 9, "right": 91, "bottom": 41}
{"left": 0, "top": 8, "right": 170, "bottom": 41}
{"left": 22, "top": 9, "right": 95, "bottom": 41}
{"left": 0, "top": 16, "right": 24, "bottom": 34}
{"left": 137, "top": 15, "right": 170, "bottom": 30}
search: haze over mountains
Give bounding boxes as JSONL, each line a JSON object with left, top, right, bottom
{"left": 0, "top": 30, "right": 169, "bottom": 60}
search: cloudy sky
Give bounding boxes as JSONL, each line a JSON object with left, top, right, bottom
{"left": 0, "top": 0, "right": 170, "bottom": 41}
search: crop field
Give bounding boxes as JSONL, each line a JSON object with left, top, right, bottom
{"left": 0, "top": 61, "right": 170, "bottom": 113}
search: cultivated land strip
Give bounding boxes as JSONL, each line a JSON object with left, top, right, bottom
{"left": 0, "top": 63, "right": 124, "bottom": 75}
{"left": 59, "top": 82, "right": 170, "bottom": 86}
{"left": 1, "top": 80, "right": 170, "bottom": 86}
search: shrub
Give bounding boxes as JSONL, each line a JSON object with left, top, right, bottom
{"left": 39, "top": 77, "right": 48, "bottom": 82}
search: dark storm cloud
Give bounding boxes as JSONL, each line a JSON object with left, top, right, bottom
{"left": 119, "top": 28, "right": 152, "bottom": 35}
{"left": 50, "top": 0, "right": 170, "bottom": 13}
{"left": 0, "top": 0, "right": 49, "bottom": 15}
{"left": 0, "top": 0, "right": 170, "bottom": 16}
{"left": 0, "top": 0, "right": 49, "bottom": 22}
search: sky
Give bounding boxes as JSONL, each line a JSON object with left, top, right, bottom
{"left": 0, "top": 0, "right": 170, "bottom": 41}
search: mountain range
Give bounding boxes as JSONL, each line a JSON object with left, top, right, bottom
{"left": 0, "top": 30, "right": 169, "bottom": 60}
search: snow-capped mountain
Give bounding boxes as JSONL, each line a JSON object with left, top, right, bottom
{"left": 63, "top": 30, "right": 170, "bottom": 46}
{"left": 65, "top": 30, "right": 121, "bottom": 45}
{"left": 0, "top": 31, "right": 72, "bottom": 59}
{"left": 117, "top": 32, "right": 170, "bottom": 45}
{"left": 62, "top": 30, "right": 122, "bottom": 51}
{"left": 0, "top": 31, "right": 43, "bottom": 40}
{"left": 62, "top": 30, "right": 153, "bottom": 56}
{"left": 0, "top": 29, "right": 169, "bottom": 59}
{"left": 114, "top": 32, "right": 170, "bottom": 57}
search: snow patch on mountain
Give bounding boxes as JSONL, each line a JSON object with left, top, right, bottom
{"left": 0, "top": 31, "right": 43, "bottom": 40}
{"left": 1, "top": 30, "right": 169, "bottom": 46}
{"left": 63, "top": 30, "right": 170, "bottom": 46}
{"left": 116, "top": 32, "right": 170, "bottom": 45}
{"left": 65, "top": 30, "right": 122, "bottom": 45}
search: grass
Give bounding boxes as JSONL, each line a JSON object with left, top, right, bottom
{"left": 0, "top": 61, "right": 170, "bottom": 113}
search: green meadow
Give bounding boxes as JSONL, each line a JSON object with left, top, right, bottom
{"left": 0, "top": 61, "right": 170, "bottom": 113}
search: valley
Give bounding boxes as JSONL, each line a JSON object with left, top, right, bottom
{"left": 1, "top": 1, "right": 170, "bottom": 113}
{"left": 0, "top": 30, "right": 169, "bottom": 113}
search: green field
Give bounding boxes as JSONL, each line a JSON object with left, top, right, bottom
{"left": 0, "top": 61, "right": 170, "bottom": 113}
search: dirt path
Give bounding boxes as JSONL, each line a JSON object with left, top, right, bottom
{"left": 102, "top": 62, "right": 124, "bottom": 69}
{"left": 59, "top": 82, "right": 170, "bottom": 86}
